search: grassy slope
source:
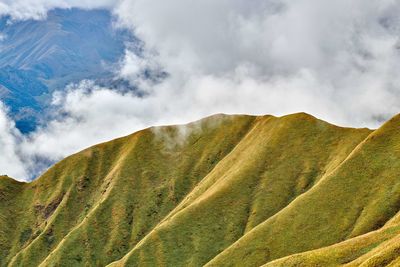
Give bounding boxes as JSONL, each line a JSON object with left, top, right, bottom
{"left": 0, "top": 176, "right": 26, "bottom": 261}
{"left": 205, "top": 114, "right": 400, "bottom": 267}
{"left": 1, "top": 114, "right": 255, "bottom": 267}
{"left": 107, "top": 113, "right": 372, "bottom": 267}
{"left": 262, "top": 223, "right": 400, "bottom": 267}
{"left": 1, "top": 113, "right": 400, "bottom": 266}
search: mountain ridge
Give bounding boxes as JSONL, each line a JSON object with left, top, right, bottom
{"left": 1, "top": 112, "right": 400, "bottom": 266}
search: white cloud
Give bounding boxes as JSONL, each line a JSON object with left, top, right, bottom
{"left": 2, "top": 0, "right": 400, "bottom": 181}
{"left": 0, "top": 103, "right": 28, "bottom": 179}
{"left": 112, "top": 0, "right": 400, "bottom": 126}
{"left": 132, "top": 1, "right": 400, "bottom": 119}
{"left": 0, "top": 0, "right": 115, "bottom": 20}
{"left": 117, "top": 49, "right": 163, "bottom": 93}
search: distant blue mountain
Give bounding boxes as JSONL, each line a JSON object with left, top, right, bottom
{"left": 0, "top": 8, "right": 134, "bottom": 132}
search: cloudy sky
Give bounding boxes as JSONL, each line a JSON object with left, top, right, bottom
{"left": 1, "top": 0, "right": 400, "bottom": 180}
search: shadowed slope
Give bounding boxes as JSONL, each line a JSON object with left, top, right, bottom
{"left": 2, "top": 113, "right": 400, "bottom": 266}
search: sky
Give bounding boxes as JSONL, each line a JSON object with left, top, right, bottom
{"left": 1, "top": 0, "right": 400, "bottom": 180}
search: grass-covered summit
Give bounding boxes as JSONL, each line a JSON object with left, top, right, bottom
{"left": 1, "top": 113, "right": 400, "bottom": 266}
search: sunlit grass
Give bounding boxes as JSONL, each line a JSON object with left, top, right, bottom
{"left": 1, "top": 113, "right": 400, "bottom": 266}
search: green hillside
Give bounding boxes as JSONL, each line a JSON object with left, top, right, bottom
{"left": 1, "top": 113, "right": 400, "bottom": 266}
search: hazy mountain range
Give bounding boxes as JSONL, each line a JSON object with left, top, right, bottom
{"left": 0, "top": 8, "right": 133, "bottom": 132}
{"left": 1, "top": 113, "right": 399, "bottom": 266}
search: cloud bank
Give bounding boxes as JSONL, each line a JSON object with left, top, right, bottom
{"left": 114, "top": 0, "right": 400, "bottom": 125}
{"left": 1, "top": 0, "right": 400, "bottom": 180}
